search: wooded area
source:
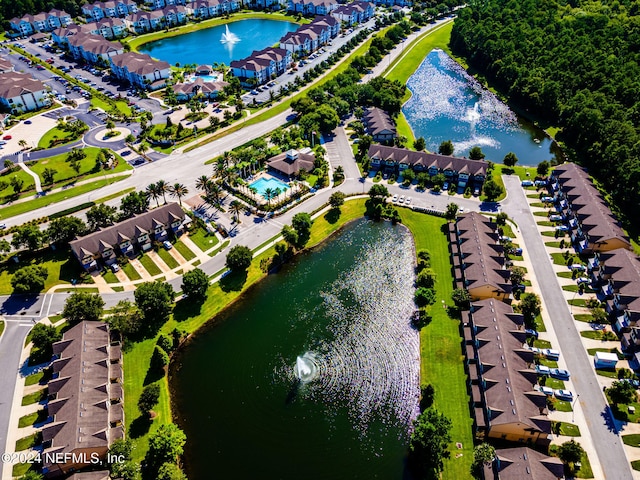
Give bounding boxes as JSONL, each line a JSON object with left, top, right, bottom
{"left": 450, "top": 0, "right": 640, "bottom": 224}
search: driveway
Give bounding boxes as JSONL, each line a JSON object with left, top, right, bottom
{"left": 501, "top": 174, "right": 633, "bottom": 480}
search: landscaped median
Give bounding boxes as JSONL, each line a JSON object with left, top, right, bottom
{"left": 124, "top": 198, "right": 474, "bottom": 479}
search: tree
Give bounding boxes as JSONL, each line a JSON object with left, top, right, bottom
{"left": 86, "top": 204, "right": 117, "bottom": 231}
{"left": 368, "top": 184, "right": 390, "bottom": 202}
{"left": 226, "top": 245, "right": 252, "bottom": 272}
{"left": 120, "top": 191, "right": 149, "bottom": 218}
{"left": 557, "top": 440, "right": 585, "bottom": 465}
{"left": 11, "top": 224, "right": 44, "bottom": 251}
{"left": 134, "top": 281, "right": 175, "bottom": 331}
{"left": 414, "top": 136, "right": 426, "bottom": 151}
{"left": 150, "top": 345, "right": 170, "bottom": 372}
{"left": 438, "top": 140, "right": 454, "bottom": 155}
{"left": 42, "top": 167, "right": 56, "bottom": 185}
{"left": 519, "top": 292, "right": 541, "bottom": 326}
{"left": 445, "top": 202, "right": 459, "bottom": 220}
{"left": 281, "top": 225, "right": 299, "bottom": 249}
{"left": 146, "top": 182, "right": 162, "bottom": 207}
{"left": 291, "top": 212, "right": 313, "bottom": 248}
{"left": 138, "top": 383, "right": 161, "bottom": 416}
{"left": 10, "top": 176, "right": 24, "bottom": 194}
{"left": 108, "top": 438, "right": 133, "bottom": 465}
{"left": 62, "top": 291, "right": 105, "bottom": 323}
{"left": 495, "top": 212, "right": 508, "bottom": 226}
{"left": 109, "top": 438, "right": 138, "bottom": 480}
{"left": 181, "top": 268, "right": 209, "bottom": 300}
{"left": 30, "top": 323, "right": 62, "bottom": 357}
{"left": 409, "top": 408, "right": 452, "bottom": 477}
{"left": 106, "top": 119, "right": 115, "bottom": 132}
{"left": 107, "top": 300, "right": 143, "bottom": 338}
{"left": 157, "top": 463, "right": 187, "bottom": 480}
{"left": 414, "top": 287, "right": 436, "bottom": 307}
{"left": 510, "top": 266, "right": 526, "bottom": 285}
{"left": 503, "top": 152, "right": 518, "bottom": 167}
{"left": 11, "top": 265, "right": 48, "bottom": 294}
{"left": 329, "top": 191, "right": 345, "bottom": 209}
{"left": 482, "top": 179, "right": 503, "bottom": 201}
{"left": 46, "top": 216, "right": 86, "bottom": 245}
{"left": 537, "top": 160, "right": 550, "bottom": 177}
{"left": 608, "top": 380, "right": 637, "bottom": 405}
{"left": 472, "top": 443, "right": 496, "bottom": 472}
{"left": 469, "top": 146, "right": 485, "bottom": 160}
{"left": 229, "top": 200, "right": 242, "bottom": 223}
{"left": 156, "top": 179, "right": 169, "bottom": 204}
{"left": 416, "top": 269, "right": 436, "bottom": 288}
{"left": 145, "top": 423, "right": 187, "bottom": 472}
{"left": 451, "top": 288, "right": 471, "bottom": 308}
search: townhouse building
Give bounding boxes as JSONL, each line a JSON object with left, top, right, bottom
{"left": 173, "top": 77, "right": 229, "bottom": 101}
{"left": 362, "top": 107, "right": 396, "bottom": 143}
{"left": 85, "top": 18, "right": 129, "bottom": 39}
{"left": 0, "top": 72, "right": 50, "bottom": 113}
{"left": 10, "top": 9, "right": 72, "bottom": 36}
{"left": 67, "top": 33, "right": 125, "bottom": 64}
{"left": 82, "top": 0, "right": 138, "bottom": 20}
{"left": 127, "top": 10, "right": 165, "bottom": 33}
{"left": 332, "top": 1, "right": 374, "bottom": 25}
{"left": 484, "top": 447, "right": 564, "bottom": 480}
{"left": 230, "top": 47, "right": 293, "bottom": 86}
{"left": 368, "top": 144, "right": 488, "bottom": 190}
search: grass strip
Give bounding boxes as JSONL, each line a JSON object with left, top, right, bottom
{"left": 157, "top": 248, "right": 179, "bottom": 269}
{"left": 174, "top": 240, "right": 196, "bottom": 261}
{"left": 138, "top": 255, "right": 162, "bottom": 276}
{"left": 21, "top": 389, "right": 47, "bottom": 406}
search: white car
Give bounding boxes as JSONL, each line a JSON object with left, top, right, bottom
{"left": 399, "top": 195, "right": 405, "bottom": 203}
{"left": 391, "top": 194, "right": 398, "bottom": 202}
{"left": 405, "top": 197, "right": 412, "bottom": 205}
{"left": 554, "top": 389, "right": 574, "bottom": 401}
{"left": 536, "top": 385, "right": 554, "bottom": 396}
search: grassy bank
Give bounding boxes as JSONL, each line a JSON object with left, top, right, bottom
{"left": 398, "top": 208, "right": 474, "bottom": 479}
{"left": 125, "top": 200, "right": 473, "bottom": 480}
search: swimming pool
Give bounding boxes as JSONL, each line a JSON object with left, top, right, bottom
{"left": 250, "top": 177, "right": 289, "bottom": 198}
{"left": 190, "top": 74, "right": 220, "bottom": 83}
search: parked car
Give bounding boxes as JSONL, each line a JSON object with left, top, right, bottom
{"left": 536, "top": 365, "right": 551, "bottom": 375}
{"left": 542, "top": 196, "right": 554, "bottom": 202}
{"left": 521, "top": 180, "right": 534, "bottom": 187}
{"left": 536, "top": 385, "right": 554, "bottom": 396}
{"left": 549, "top": 214, "right": 563, "bottom": 221}
{"left": 391, "top": 194, "right": 398, "bottom": 202}
{"left": 405, "top": 197, "right": 412, "bottom": 205}
{"left": 534, "top": 180, "right": 547, "bottom": 187}
{"left": 513, "top": 247, "right": 523, "bottom": 255}
{"left": 621, "top": 379, "right": 640, "bottom": 388}
{"left": 554, "top": 389, "right": 574, "bottom": 401}
{"left": 3, "top": 135, "right": 11, "bottom": 140}
{"left": 399, "top": 195, "right": 405, "bottom": 203}
{"left": 24, "top": 120, "right": 31, "bottom": 124}
{"left": 569, "top": 264, "right": 586, "bottom": 272}
{"left": 550, "top": 368, "right": 571, "bottom": 379}
{"left": 163, "top": 240, "right": 173, "bottom": 250}
{"left": 110, "top": 263, "right": 120, "bottom": 272}
{"left": 443, "top": 182, "right": 449, "bottom": 190}
{"left": 542, "top": 349, "right": 560, "bottom": 360}
{"left": 525, "top": 329, "right": 539, "bottom": 338}
{"left": 577, "top": 277, "right": 590, "bottom": 285}
{"left": 0, "top": 223, "right": 6, "bottom": 230}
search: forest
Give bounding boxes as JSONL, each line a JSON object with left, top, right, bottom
{"left": 450, "top": 0, "right": 640, "bottom": 223}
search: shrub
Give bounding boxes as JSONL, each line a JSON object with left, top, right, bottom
{"left": 415, "top": 287, "right": 436, "bottom": 307}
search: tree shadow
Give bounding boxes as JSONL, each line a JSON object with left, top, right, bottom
{"left": 143, "top": 364, "right": 165, "bottom": 386}
{"left": 219, "top": 269, "right": 248, "bottom": 292}
{"left": 129, "top": 414, "right": 152, "bottom": 439}
{"left": 323, "top": 207, "right": 341, "bottom": 225}
{"left": 172, "top": 296, "right": 204, "bottom": 322}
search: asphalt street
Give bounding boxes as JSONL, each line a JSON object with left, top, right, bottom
{"left": 501, "top": 175, "right": 632, "bottom": 480}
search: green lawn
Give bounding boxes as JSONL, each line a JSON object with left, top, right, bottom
{"left": 596, "top": 368, "right": 620, "bottom": 378}
{"left": 12, "top": 462, "right": 38, "bottom": 477}
{"left": 24, "top": 369, "right": 50, "bottom": 386}
{"left": 399, "top": 209, "right": 474, "bottom": 479}
{"left": 37, "top": 126, "right": 81, "bottom": 149}
{"left": 607, "top": 393, "right": 640, "bottom": 423}
{"left": 121, "top": 262, "right": 142, "bottom": 281}
{"left": 623, "top": 434, "right": 640, "bottom": 447}
{"left": 0, "top": 248, "right": 87, "bottom": 295}
{"left": 0, "top": 168, "right": 36, "bottom": 200}
{"left": 544, "top": 377, "right": 566, "bottom": 390}
{"left": 188, "top": 228, "right": 218, "bottom": 252}
{"left": 157, "top": 248, "right": 179, "bottom": 269}
{"left": 174, "top": 240, "right": 196, "bottom": 261}
{"left": 534, "top": 339, "right": 553, "bottom": 349}
{"left": 21, "top": 388, "right": 47, "bottom": 406}
{"left": 574, "top": 314, "right": 594, "bottom": 323}
{"left": 15, "top": 432, "right": 41, "bottom": 451}
{"left": 0, "top": 320, "right": 4, "bottom": 337}
{"left": 553, "top": 421, "right": 581, "bottom": 436}
{"left": 545, "top": 241, "right": 563, "bottom": 248}
{"left": 580, "top": 330, "right": 606, "bottom": 340}
{"left": 138, "top": 254, "right": 162, "bottom": 276}
{"left": 90, "top": 97, "right": 133, "bottom": 117}
{"left": 102, "top": 269, "right": 118, "bottom": 284}
{"left": 18, "top": 409, "right": 47, "bottom": 428}
{"left": 0, "top": 175, "right": 131, "bottom": 220}
{"left": 29, "top": 147, "right": 131, "bottom": 187}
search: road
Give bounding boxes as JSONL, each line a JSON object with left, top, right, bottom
{"left": 501, "top": 174, "right": 633, "bottom": 480}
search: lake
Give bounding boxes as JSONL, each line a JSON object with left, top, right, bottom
{"left": 139, "top": 18, "right": 298, "bottom": 66}
{"left": 170, "top": 219, "right": 420, "bottom": 480}
{"left": 403, "top": 49, "right": 559, "bottom": 166}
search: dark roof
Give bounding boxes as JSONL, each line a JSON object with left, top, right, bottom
{"left": 68, "top": 32, "right": 123, "bottom": 54}
{"left": 110, "top": 51, "right": 170, "bottom": 74}
{"left": 470, "top": 299, "right": 548, "bottom": 433}
{"left": 43, "top": 322, "right": 123, "bottom": 468}
{"left": 554, "top": 163, "right": 630, "bottom": 249}
{"left": 267, "top": 149, "right": 315, "bottom": 176}
{"left": 0, "top": 72, "right": 47, "bottom": 99}
{"left": 456, "top": 212, "right": 512, "bottom": 294}
{"left": 368, "top": 144, "right": 488, "bottom": 177}
{"left": 363, "top": 107, "right": 396, "bottom": 137}
{"left": 484, "top": 447, "right": 564, "bottom": 480}
{"left": 69, "top": 203, "right": 185, "bottom": 260}
{"left": 230, "top": 47, "right": 288, "bottom": 72}
{"left": 600, "top": 249, "right": 640, "bottom": 313}
{"left": 173, "top": 77, "right": 228, "bottom": 95}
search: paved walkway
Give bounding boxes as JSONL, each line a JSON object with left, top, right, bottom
{"left": 17, "top": 158, "right": 42, "bottom": 194}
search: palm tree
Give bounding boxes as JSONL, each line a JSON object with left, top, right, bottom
{"left": 146, "top": 182, "right": 161, "bottom": 207}
{"left": 170, "top": 183, "right": 188, "bottom": 205}
{"left": 207, "top": 183, "right": 223, "bottom": 209}
{"left": 263, "top": 187, "right": 276, "bottom": 207}
{"left": 230, "top": 200, "right": 242, "bottom": 223}
{"left": 215, "top": 158, "right": 226, "bottom": 179}
{"left": 156, "top": 179, "right": 169, "bottom": 204}
{"left": 195, "top": 175, "right": 211, "bottom": 195}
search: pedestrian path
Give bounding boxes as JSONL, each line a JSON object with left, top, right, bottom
{"left": 17, "top": 157, "right": 42, "bottom": 193}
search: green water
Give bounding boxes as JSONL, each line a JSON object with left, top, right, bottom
{"left": 170, "top": 219, "right": 420, "bottom": 479}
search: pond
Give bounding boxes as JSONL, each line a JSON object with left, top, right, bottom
{"left": 170, "top": 219, "right": 420, "bottom": 480}
{"left": 138, "top": 18, "right": 299, "bottom": 66}
{"left": 403, "top": 49, "right": 559, "bottom": 166}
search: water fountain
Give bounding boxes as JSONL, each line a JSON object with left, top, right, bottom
{"left": 294, "top": 352, "right": 319, "bottom": 382}
{"left": 220, "top": 24, "right": 240, "bottom": 44}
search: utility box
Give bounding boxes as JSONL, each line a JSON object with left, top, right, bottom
{"left": 594, "top": 351, "right": 618, "bottom": 369}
